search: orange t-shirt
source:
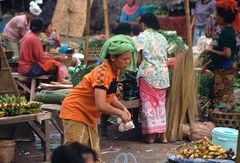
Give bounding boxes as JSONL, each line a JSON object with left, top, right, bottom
{"left": 60, "top": 61, "right": 118, "bottom": 128}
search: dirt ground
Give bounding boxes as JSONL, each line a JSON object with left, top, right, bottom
{"left": 12, "top": 122, "right": 182, "bottom": 163}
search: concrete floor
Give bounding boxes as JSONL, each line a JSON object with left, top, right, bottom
{"left": 11, "top": 123, "right": 182, "bottom": 163}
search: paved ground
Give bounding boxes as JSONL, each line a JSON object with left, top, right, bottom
{"left": 11, "top": 123, "right": 182, "bottom": 163}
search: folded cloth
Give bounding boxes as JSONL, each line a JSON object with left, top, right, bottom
{"left": 29, "top": 1, "right": 42, "bottom": 16}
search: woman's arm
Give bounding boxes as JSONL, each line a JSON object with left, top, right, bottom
{"left": 111, "top": 95, "right": 132, "bottom": 121}
{"left": 94, "top": 88, "right": 131, "bottom": 122}
{"left": 208, "top": 47, "right": 231, "bottom": 58}
{"left": 137, "top": 51, "right": 142, "bottom": 65}
{"left": 19, "top": 28, "right": 26, "bottom": 39}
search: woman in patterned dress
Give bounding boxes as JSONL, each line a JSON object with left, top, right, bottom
{"left": 135, "top": 13, "right": 170, "bottom": 143}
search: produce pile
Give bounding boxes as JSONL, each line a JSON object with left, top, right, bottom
{"left": 153, "top": 7, "right": 168, "bottom": 16}
{"left": 157, "top": 30, "right": 185, "bottom": 56}
{"left": 79, "top": 37, "right": 105, "bottom": 51}
{"left": 69, "top": 63, "right": 99, "bottom": 87}
{"left": 215, "top": 102, "right": 240, "bottom": 113}
{"left": 0, "top": 95, "right": 42, "bottom": 117}
{"left": 176, "top": 137, "right": 235, "bottom": 160}
{"left": 233, "top": 78, "right": 240, "bottom": 90}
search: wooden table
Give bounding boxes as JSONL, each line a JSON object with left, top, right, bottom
{"left": 0, "top": 112, "right": 52, "bottom": 161}
{"left": 42, "top": 104, "right": 64, "bottom": 144}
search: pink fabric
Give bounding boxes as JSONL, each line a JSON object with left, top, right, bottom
{"left": 122, "top": 3, "right": 139, "bottom": 16}
{"left": 3, "top": 15, "right": 28, "bottom": 40}
{"left": 139, "top": 78, "right": 167, "bottom": 135}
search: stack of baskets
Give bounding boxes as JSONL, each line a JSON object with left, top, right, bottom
{"left": 211, "top": 112, "right": 240, "bottom": 129}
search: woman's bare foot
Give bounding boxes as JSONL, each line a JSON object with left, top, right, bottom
{"left": 144, "top": 134, "right": 154, "bottom": 144}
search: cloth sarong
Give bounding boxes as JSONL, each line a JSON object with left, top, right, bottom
{"left": 139, "top": 78, "right": 167, "bottom": 135}
{"left": 62, "top": 119, "right": 103, "bottom": 163}
{"left": 25, "top": 63, "right": 45, "bottom": 77}
{"left": 214, "top": 67, "right": 236, "bottom": 104}
{"left": 39, "top": 60, "right": 63, "bottom": 82}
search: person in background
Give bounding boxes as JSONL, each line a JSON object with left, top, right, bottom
{"left": 60, "top": 35, "right": 137, "bottom": 162}
{"left": 52, "top": 142, "right": 97, "bottom": 163}
{"left": 131, "top": 24, "right": 143, "bottom": 42}
{"left": 112, "top": 22, "right": 132, "bottom": 36}
{"left": 40, "top": 22, "right": 61, "bottom": 49}
{"left": 120, "top": 0, "right": 144, "bottom": 25}
{"left": 135, "top": 13, "right": 170, "bottom": 144}
{"left": 203, "top": 0, "right": 239, "bottom": 105}
{"left": 2, "top": 1, "right": 42, "bottom": 57}
{"left": 191, "top": 0, "right": 216, "bottom": 46}
{"left": 18, "top": 18, "right": 66, "bottom": 82}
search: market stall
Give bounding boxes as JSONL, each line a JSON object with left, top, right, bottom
{"left": 0, "top": 111, "right": 52, "bottom": 161}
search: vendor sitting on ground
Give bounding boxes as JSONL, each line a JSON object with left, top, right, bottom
{"left": 40, "top": 22, "right": 61, "bottom": 49}
{"left": 2, "top": 1, "right": 42, "bottom": 57}
{"left": 120, "top": 0, "right": 144, "bottom": 25}
{"left": 203, "top": 0, "right": 239, "bottom": 105}
{"left": 18, "top": 18, "right": 67, "bottom": 82}
{"left": 60, "top": 35, "right": 138, "bottom": 162}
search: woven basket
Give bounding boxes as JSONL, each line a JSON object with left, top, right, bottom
{"left": 86, "top": 48, "right": 101, "bottom": 61}
{"left": 0, "top": 140, "right": 16, "bottom": 163}
{"left": 211, "top": 112, "right": 240, "bottom": 129}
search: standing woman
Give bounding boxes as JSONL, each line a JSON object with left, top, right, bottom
{"left": 3, "top": 1, "right": 42, "bottom": 57}
{"left": 60, "top": 35, "right": 137, "bottom": 162}
{"left": 135, "top": 13, "right": 170, "bottom": 144}
{"left": 191, "top": 0, "right": 216, "bottom": 46}
{"left": 205, "top": 0, "right": 239, "bottom": 105}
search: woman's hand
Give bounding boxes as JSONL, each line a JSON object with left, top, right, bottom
{"left": 122, "top": 107, "right": 131, "bottom": 120}
{"left": 120, "top": 111, "right": 131, "bottom": 123}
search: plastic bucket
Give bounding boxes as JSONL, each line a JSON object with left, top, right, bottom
{"left": 211, "top": 127, "right": 238, "bottom": 153}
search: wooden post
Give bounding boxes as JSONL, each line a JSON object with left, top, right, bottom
{"left": 184, "top": 0, "right": 193, "bottom": 55}
{"left": 103, "top": 0, "right": 110, "bottom": 39}
{"left": 83, "top": 0, "right": 91, "bottom": 65}
{"left": 176, "top": 0, "right": 196, "bottom": 140}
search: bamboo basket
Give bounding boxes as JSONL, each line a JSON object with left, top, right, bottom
{"left": 0, "top": 140, "right": 16, "bottom": 163}
{"left": 87, "top": 48, "right": 101, "bottom": 61}
{"left": 211, "top": 112, "right": 240, "bottom": 129}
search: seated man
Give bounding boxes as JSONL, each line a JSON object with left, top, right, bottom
{"left": 18, "top": 18, "right": 67, "bottom": 82}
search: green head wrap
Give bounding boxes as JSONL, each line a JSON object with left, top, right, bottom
{"left": 100, "top": 34, "right": 138, "bottom": 72}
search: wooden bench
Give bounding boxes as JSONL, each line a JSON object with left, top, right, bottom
{"left": 12, "top": 72, "right": 51, "bottom": 101}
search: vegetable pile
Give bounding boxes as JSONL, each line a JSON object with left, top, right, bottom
{"left": 215, "top": 102, "right": 240, "bottom": 113}
{"left": 233, "top": 78, "right": 240, "bottom": 90}
{"left": 153, "top": 7, "right": 168, "bottom": 16}
{"left": 0, "top": 95, "right": 42, "bottom": 117}
{"left": 69, "top": 64, "right": 99, "bottom": 87}
{"left": 177, "top": 137, "right": 235, "bottom": 160}
{"left": 79, "top": 37, "right": 105, "bottom": 51}
{"left": 157, "top": 30, "right": 185, "bottom": 57}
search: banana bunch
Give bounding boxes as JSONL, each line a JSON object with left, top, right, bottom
{"left": 0, "top": 95, "right": 42, "bottom": 116}
{"left": 0, "top": 95, "right": 26, "bottom": 109}
{"left": 177, "top": 137, "right": 229, "bottom": 159}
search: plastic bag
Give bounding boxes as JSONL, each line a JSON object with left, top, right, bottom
{"left": 118, "top": 121, "right": 135, "bottom": 132}
{"left": 114, "top": 152, "right": 137, "bottom": 163}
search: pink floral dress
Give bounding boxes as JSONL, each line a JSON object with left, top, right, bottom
{"left": 135, "top": 29, "right": 170, "bottom": 135}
